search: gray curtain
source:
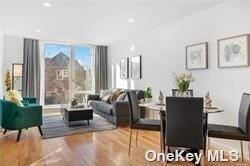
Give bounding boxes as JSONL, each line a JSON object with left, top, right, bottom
{"left": 95, "top": 46, "right": 108, "bottom": 93}
{"left": 22, "top": 38, "right": 40, "bottom": 102}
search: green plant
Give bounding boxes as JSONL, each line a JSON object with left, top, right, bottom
{"left": 144, "top": 87, "right": 153, "bottom": 99}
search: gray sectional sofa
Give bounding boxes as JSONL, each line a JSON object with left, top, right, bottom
{"left": 87, "top": 90, "right": 144, "bottom": 126}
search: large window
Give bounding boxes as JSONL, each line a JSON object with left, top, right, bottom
{"left": 44, "top": 43, "right": 94, "bottom": 105}
{"left": 73, "top": 46, "right": 93, "bottom": 92}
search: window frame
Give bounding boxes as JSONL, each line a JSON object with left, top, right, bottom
{"left": 43, "top": 41, "right": 95, "bottom": 107}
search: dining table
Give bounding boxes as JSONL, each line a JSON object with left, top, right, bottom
{"left": 139, "top": 102, "right": 224, "bottom": 153}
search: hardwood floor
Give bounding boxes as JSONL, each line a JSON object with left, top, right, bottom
{"left": 0, "top": 126, "right": 249, "bottom": 166}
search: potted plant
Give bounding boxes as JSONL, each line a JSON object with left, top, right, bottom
{"left": 172, "top": 72, "right": 195, "bottom": 97}
{"left": 144, "top": 87, "right": 153, "bottom": 103}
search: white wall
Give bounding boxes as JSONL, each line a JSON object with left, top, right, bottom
{"left": 0, "top": 1, "right": 3, "bottom": 97}
{"left": 2, "top": 35, "right": 23, "bottom": 93}
{"left": 108, "top": 1, "right": 250, "bottom": 154}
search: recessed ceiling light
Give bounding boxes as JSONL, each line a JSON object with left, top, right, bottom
{"left": 128, "top": 18, "right": 134, "bottom": 23}
{"left": 43, "top": 2, "right": 51, "bottom": 7}
{"left": 36, "top": 29, "right": 41, "bottom": 33}
{"left": 96, "top": 37, "right": 101, "bottom": 40}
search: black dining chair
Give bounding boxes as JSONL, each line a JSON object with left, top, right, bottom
{"left": 207, "top": 93, "right": 250, "bottom": 161}
{"left": 165, "top": 97, "right": 204, "bottom": 165}
{"left": 172, "top": 89, "right": 193, "bottom": 97}
{"left": 126, "top": 90, "right": 161, "bottom": 156}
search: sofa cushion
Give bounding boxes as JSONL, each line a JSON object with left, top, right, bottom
{"left": 117, "top": 93, "right": 126, "bottom": 101}
{"left": 96, "top": 102, "right": 113, "bottom": 115}
{"left": 102, "top": 94, "right": 111, "bottom": 103}
{"left": 110, "top": 89, "right": 123, "bottom": 104}
{"left": 100, "top": 89, "right": 112, "bottom": 98}
{"left": 89, "top": 100, "right": 103, "bottom": 109}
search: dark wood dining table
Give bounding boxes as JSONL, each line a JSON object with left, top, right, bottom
{"left": 139, "top": 103, "right": 224, "bottom": 153}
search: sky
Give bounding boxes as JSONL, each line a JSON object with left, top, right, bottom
{"left": 44, "top": 43, "right": 92, "bottom": 69}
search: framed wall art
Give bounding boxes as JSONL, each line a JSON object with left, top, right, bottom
{"left": 218, "top": 34, "right": 249, "bottom": 68}
{"left": 131, "top": 55, "right": 142, "bottom": 79}
{"left": 186, "top": 42, "right": 208, "bottom": 70}
{"left": 120, "top": 58, "right": 129, "bottom": 79}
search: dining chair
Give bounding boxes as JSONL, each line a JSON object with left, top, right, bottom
{"left": 165, "top": 97, "right": 204, "bottom": 165}
{"left": 207, "top": 93, "right": 250, "bottom": 161}
{"left": 172, "top": 89, "right": 193, "bottom": 97}
{"left": 126, "top": 90, "right": 161, "bottom": 156}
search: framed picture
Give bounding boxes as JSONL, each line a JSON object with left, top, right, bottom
{"left": 120, "top": 58, "right": 129, "bottom": 79}
{"left": 186, "top": 42, "right": 208, "bottom": 70}
{"left": 218, "top": 34, "right": 250, "bottom": 68}
{"left": 131, "top": 55, "right": 142, "bottom": 79}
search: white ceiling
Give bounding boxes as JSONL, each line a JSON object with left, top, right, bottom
{"left": 2, "top": 1, "right": 225, "bottom": 45}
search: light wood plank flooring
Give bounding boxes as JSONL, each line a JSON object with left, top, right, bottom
{"left": 0, "top": 126, "right": 249, "bottom": 166}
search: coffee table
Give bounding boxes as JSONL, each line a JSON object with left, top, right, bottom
{"left": 61, "top": 105, "right": 93, "bottom": 126}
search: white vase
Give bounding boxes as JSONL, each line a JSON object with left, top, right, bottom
{"left": 177, "top": 91, "right": 189, "bottom": 97}
{"left": 144, "top": 98, "right": 152, "bottom": 103}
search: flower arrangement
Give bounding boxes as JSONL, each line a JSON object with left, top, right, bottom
{"left": 172, "top": 72, "right": 195, "bottom": 94}
{"left": 5, "top": 70, "right": 12, "bottom": 91}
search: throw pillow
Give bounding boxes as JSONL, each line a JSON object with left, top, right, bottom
{"left": 5, "top": 91, "right": 11, "bottom": 101}
{"left": 12, "top": 90, "right": 23, "bottom": 101}
{"left": 100, "top": 89, "right": 111, "bottom": 99}
{"left": 116, "top": 93, "right": 126, "bottom": 101}
{"left": 5, "top": 90, "right": 24, "bottom": 107}
{"left": 100, "top": 89, "right": 110, "bottom": 98}
{"left": 102, "top": 94, "right": 111, "bottom": 103}
{"left": 110, "top": 89, "right": 123, "bottom": 104}
{"left": 10, "top": 96, "right": 24, "bottom": 107}
{"left": 5, "top": 90, "right": 23, "bottom": 101}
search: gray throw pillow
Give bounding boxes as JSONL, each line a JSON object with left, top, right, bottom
{"left": 100, "top": 89, "right": 111, "bottom": 99}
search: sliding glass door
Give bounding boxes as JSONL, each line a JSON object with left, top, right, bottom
{"left": 72, "top": 45, "right": 95, "bottom": 103}
{"left": 44, "top": 43, "right": 95, "bottom": 106}
{"left": 44, "top": 43, "right": 70, "bottom": 105}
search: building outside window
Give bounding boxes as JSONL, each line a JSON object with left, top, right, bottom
{"left": 44, "top": 43, "right": 94, "bottom": 105}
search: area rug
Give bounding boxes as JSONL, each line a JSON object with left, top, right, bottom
{"left": 42, "top": 113, "right": 116, "bottom": 139}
